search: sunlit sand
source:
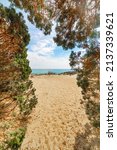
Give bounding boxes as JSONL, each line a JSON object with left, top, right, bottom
{"left": 21, "top": 75, "right": 89, "bottom": 150}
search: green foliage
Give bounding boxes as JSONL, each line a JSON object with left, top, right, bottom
{"left": 69, "top": 51, "right": 77, "bottom": 69}
{"left": 9, "top": 0, "right": 53, "bottom": 35}
{"left": 77, "top": 47, "right": 100, "bottom": 128}
{"left": 8, "top": 0, "right": 100, "bottom": 49}
{"left": 53, "top": 0, "right": 100, "bottom": 49}
{"left": 16, "top": 91, "right": 37, "bottom": 115}
{"left": 14, "top": 48, "right": 32, "bottom": 80}
{"left": 0, "top": 4, "right": 30, "bottom": 46}
{"left": 0, "top": 4, "right": 30, "bottom": 93}
{"left": 11, "top": 80, "right": 37, "bottom": 115}
{"left": 0, "top": 128, "right": 26, "bottom": 150}
{"left": 69, "top": 30, "right": 100, "bottom": 128}
{"left": 6, "top": 128, "right": 26, "bottom": 150}
{"left": 0, "top": 4, "right": 37, "bottom": 115}
{"left": 0, "top": 2, "right": 37, "bottom": 149}
{"left": 86, "top": 101, "right": 100, "bottom": 128}
{"left": 77, "top": 75, "right": 89, "bottom": 93}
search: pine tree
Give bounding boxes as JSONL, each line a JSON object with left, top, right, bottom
{"left": 0, "top": 4, "right": 37, "bottom": 116}
{"left": 8, "top": 0, "right": 99, "bottom": 49}
{"left": 77, "top": 37, "right": 100, "bottom": 128}
{"left": 69, "top": 51, "right": 77, "bottom": 69}
{"left": 0, "top": 5, "right": 37, "bottom": 147}
{"left": 9, "top": 0, "right": 53, "bottom": 34}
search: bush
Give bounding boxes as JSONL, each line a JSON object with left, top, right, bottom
{"left": 6, "top": 128, "right": 26, "bottom": 150}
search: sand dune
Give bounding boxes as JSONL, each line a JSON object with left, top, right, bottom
{"left": 21, "top": 75, "right": 89, "bottom": 150}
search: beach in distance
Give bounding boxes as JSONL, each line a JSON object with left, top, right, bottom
{"left": 21, "top": 74, "right": 89, "bottom": 149}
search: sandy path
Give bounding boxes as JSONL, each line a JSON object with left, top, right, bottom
{"left": 21, "top": 75, "right": 88, "bottom": 150}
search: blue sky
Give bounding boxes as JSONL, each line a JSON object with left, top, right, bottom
{"left": 0, "top": 0, "right": 81, "bottom": 69}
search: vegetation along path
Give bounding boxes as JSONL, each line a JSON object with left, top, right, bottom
{"left": 21, "top": 75, "right": 89, "bottom": 150}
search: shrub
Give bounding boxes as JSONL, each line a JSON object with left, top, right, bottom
{"left": 6, "top": 128, "right": 26, "bottom": 150}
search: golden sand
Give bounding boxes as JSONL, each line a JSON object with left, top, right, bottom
{"left": 21, "top": 75, "right": 88, "bottom": 150}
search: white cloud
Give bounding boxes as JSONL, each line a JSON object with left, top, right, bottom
{"left": 27, "top": 51, "right": 70, "bottom": 69}
{"left": 30, "top": 38, "right": 56, "bottom": 56}
{"left": 27, "top": 22, "right": 70, "bottom": 69}
{"left": 29, "top": 23, "right": 56, "bottom": 56}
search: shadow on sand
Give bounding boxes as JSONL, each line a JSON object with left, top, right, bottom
{"left": 74, "top": 123, "right": 100, "bottom": 150}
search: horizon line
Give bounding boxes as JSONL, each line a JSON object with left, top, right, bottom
{"left": 31, "top": 68, "right": 71, "bottom": 69}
